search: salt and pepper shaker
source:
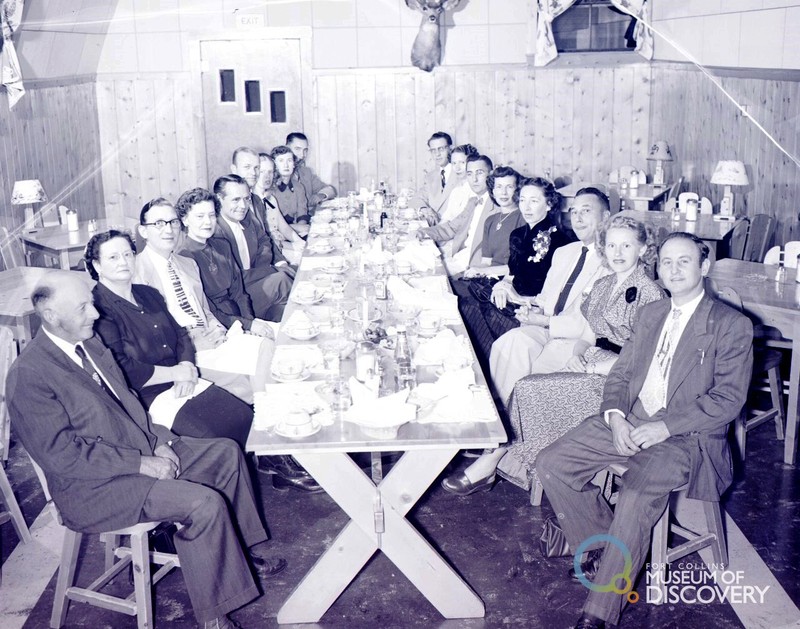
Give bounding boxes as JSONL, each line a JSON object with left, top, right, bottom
{"left": 66, "top": 209, "right": 79, "bottom": 231}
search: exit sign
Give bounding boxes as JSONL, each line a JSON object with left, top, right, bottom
{"left": 236, "top": 13, "right": 265, "bottom": 28}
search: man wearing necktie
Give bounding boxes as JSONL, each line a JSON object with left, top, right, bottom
{"left": 537, "top": 233, "right": 753, "bottom": 629}
{"left": 415, "top": 154, "right": 496, "bottom": 275}
{"left": 410, "top": 131, "right": 459, "bottom": 223}
{"left": 7, "top": 272, "right": 286, "bottom": 629}
{"left": 490, "top": 188, "right": 611, "bottom": 404}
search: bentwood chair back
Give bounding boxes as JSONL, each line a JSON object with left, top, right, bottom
{"left": 727, "top": 218, "right": 750, "bottom": 260}
{"left": 763, "top": 241, "right": 800, "bottom": 267}
{"left": 27, "top": 455, "right": 181, "bottom": 629}
{"left": 0, "top": 326, "right": 18, "bottom": 467}
{"left": 742, "top": 214, "right": 776, "bottom": 262}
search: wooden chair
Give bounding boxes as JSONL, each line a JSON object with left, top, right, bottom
{"left": 0, "top": 445, "right": 31, "bottom": 553}
{"left": 727, "top": 218, "right": 750, "bottom": 260}
{"left": 763, "top": 241, "right": 800, "bottom": 267}
{"left": 0, "top": 226, "right": 27, "bottom": 270}
{"left": 606, "top": 463, "right": 727, "bottom": 606}
{"left": 742, "top": 214, "right": 775, "bottom": 262}
{"left": 0, "top": 326, "right": 18, "bottom": 467}
{"left": 28, "top": 457, "right": 181, "bottom": 629}
{"left": 715, "top": 286, "right": 785, "bottom": 459}
{"left": 661, "top": 177, "right": 683, "bottom": 211}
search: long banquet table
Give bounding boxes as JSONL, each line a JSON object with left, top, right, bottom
{"left": 246, "top": 206, "right": 507, "bottom": 624}
{"left": 708, "top": 258, "right": 800, "bottom": 466}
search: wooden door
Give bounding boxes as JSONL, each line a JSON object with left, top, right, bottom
{"left": 200, "top": 39, "right": 304, "bottom": 184}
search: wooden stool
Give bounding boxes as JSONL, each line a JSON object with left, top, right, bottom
{"left": 607, "top": 463, "right": 727, "bottom": 606}
{"left": 0, "top": 444, "right": 30, "bottom": 546}
{"left": 28, "top": 455, "right": 181, "bottom": 629}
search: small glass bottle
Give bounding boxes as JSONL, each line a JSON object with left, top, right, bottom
{"left": 776, "top": 261, "right": 786, "bottom": 283}
{"left": 394, "top": 326, "right": 416, "bottom": 391}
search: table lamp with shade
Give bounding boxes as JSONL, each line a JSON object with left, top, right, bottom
{"left": 11, "top": 180, "right": 48, "bottom": 230}
{"left": 710, "top": 160, "right": 749, "bottom": 217}
{"left": 647, "top": 140, "right": 673, "bottom": 186}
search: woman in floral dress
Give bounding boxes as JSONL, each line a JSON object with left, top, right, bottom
{"left": 459, "top": 177, "right": 573, "bottom": 367}
{"left": 442, "top": 214, "right": 665, "bottom": 495}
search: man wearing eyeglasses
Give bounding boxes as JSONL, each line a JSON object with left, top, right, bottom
{"left": 411, "top": 131, "right": 460, "bottom": 223}
{"left": 490, "top": 188, "right": 611, "bottom": 404}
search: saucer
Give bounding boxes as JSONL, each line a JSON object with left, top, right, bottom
{"left": 416, "top": 325, "right": 442, "bottom": 338}
{"left": 346, "top": 307, "right": 382, "bottom": 323}
{"left": 274, "top": 420, "right": 321, "bottom": 439}
{"left": 321, "top": 264, "right": 347, "bottom": 274}
{"left": 291, "top": 292, "right": 324, "bottom": 305}
{"left": 284, "top": 326, "right": 320, "bottom": 341}
{"left": 308, "top": 242, "right": 334, "bottom": 255}
{"left": 271, "top": 368, "right": 311, "bottom": 383}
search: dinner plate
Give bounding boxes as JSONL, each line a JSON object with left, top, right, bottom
{"left": 283, "top": 326, "right": 320, "bottom": 341}
{"left": 274, "top": 420, "right": 321, "bottom": 439}
{"left": 270, "top": 368, "right": 311, "bottom": 383}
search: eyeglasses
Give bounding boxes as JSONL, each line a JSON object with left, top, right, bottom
{"left": 142, "top": 218, "right": 182, "bottom": 230}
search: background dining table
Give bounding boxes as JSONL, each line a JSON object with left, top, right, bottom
{"left": 708, "top": 258, "right": 800, "bottom": 466}
{"left": 20, "top": 218, "right": 112, "bottom": 269}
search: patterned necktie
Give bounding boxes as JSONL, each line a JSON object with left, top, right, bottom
{"left": 639, "top": 308, "right": 682, "bottom": 415}
{"left": 553, "top": 246, "right": 588, "bottom": 315}
{"left": 74, "top": 344, "right": 122, "bottom": 406}
{"left": 440, "top": 168, "right": 447, "bottom": 191}
{"left": 167, "top": 259, "right": 205, "bottom": 328}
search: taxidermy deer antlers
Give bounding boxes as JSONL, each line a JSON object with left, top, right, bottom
{"left": 405, "top": 0, "right": 463, "bottom": 72}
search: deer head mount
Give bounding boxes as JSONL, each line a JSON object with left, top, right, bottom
{"left": 405, "top": 0, "right": 463, "bottom": 72}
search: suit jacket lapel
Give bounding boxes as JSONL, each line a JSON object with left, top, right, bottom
{"left": 214, "top": 221, "right": 244, "bottom": 269}
{"left": 468, "top": 200, "right": 498, "bottom": 266}
{"left": 666, "top": 295, "right": 714, "bottom": 402}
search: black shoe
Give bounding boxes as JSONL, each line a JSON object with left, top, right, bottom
{"left": 440, "top": 471, "right": 495, "bottom": 496}
{"left": 272, "top": 473, "right": 324, "bottom": 493}
{"left": 574, "top": 612, "right": 605, "bottom": 629}
{"left": 258, "top": 455, "right": 309, "bottom": 480}
{"left": 251, "top": 554, "right": 288, "bottom": 577}
{"left": 569, "top": 548, "right": 604, "bottom": 583}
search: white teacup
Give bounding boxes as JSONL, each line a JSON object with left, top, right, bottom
{"left": 274, "top": 357, "right": 304, "bottom": 379}
{"left": 418, "top": 312, "right": 441, "bottom": 334}
{"left": 396, "top": 260, "right": 413, "bottom": 275}
{"left": 291, "top": 321, "right": 317, "bottom": 338}
{"left": 295, "top": 284, "right": 318, "bottom": 302}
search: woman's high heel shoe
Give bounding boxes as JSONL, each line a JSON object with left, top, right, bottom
{"left": 441, "top": 471, "right": 496, "bottom": 496}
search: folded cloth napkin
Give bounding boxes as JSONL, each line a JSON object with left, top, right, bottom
{"left": 413, "top": 368, "right": 496, "bottom": 424}
{"left": 413, "top": 329, "right": 473, "bottom": 367}
{"left": 149, "top": 378, "right": 213, "bottom": 429}
{"left": 387, "top": 276, "right": 460, "bottom": 324}
{"left": 195, "top": 328, "right": 265, "bottom": 375}
{"left": 299, "top": 255, "right": 344, "bottom": 272}
{"left": 272, "top": 345, "right": 324, "bottom": 375}
{"left": 344, "top": 377, "right": 416, "bottom": 428}
{"left": 393, "top": 239, "right": 440, "bottom": 272}
{"left": 253, "top": 381, "right": 333, "bottom": 431}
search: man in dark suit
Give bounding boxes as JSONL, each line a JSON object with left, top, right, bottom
{"left": 212, "top": 174, "right": 293, "bottom": 321}
{"left": 537, "top": 233, "right": 754, "bottom": 629}
{"left": 7, "top": 271, "right": 286, "bottom": 629}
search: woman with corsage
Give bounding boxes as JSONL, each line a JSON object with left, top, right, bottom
{"left": 442, "top": 214, "right": 665, "bottom": 495}
{"left": 460, "top": 177, "right": 573, "bottom": 362}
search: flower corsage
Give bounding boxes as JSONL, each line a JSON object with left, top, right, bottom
{"left": 528, "top": 226, "right": 558, "bottom": 263}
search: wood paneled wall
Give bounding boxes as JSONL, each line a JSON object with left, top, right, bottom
{"left": 0, "top": 82, "right": 104, "bottom": 239}
{"left": 310, "top": 64, "right": 654, "bottom": 197}
{"left": 95, "top": 74, "right": 203, "bottom": 224}
{"left": 650, "top": 65, "right": 800, "bottom": 245}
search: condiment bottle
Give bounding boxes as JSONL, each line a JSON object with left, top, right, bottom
{"left": 394, "top": 326, "right": 415, "bottom": 391}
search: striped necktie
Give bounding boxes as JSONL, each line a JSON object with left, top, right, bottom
{"left": 553, "top": 246, "right": 588, "bottom": 315}
{"left": 167, "top": 259, "right": 204, "bottom": 328}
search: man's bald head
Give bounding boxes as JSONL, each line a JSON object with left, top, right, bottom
{"left": 33, "top": 271, "right": 98, "bottom": 344}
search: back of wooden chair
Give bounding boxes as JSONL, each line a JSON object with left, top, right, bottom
{"left": 728, "top": 218, "right": 750, "bottom": 260}
{"left": 666, "top": 177, "right": 683, "bottom": 202}
{"left": 743, "top": 214, "right": 775, "bottom": 262}
{"left": 0, "top": 227, "right": 26, "bottom": 270}
{"left": 0, "top": 326, "right": 18, "bottom": 467}
{"left": 763, "top": 241, "right": 800, "bottom": 267}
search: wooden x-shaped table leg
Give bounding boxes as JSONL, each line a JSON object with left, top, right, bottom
{"left": 278, "top": 448, "right": 484, "bottom": 624}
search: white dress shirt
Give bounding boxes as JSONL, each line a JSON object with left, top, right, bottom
{"left": 140, "top": 247, "right": 206, "bottom": 328}
{"left": 220, "top": 216, "right": 251, "bottom": 270}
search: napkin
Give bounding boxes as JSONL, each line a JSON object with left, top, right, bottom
{"left": 344, "top": 377, "right": 416, "bottom": 427}
{"left": 413, "top": 369, "right": 496, "bottom": 424}
{"left": 413, "top": 329, "right": 473, "bottom": 367}
{"left": 149, "top": 378, "right": 213, "bottom": 429}
{"left": 272, "top": 345, "right": 324, "bottom": 375}
{"left": 254, "top": 381, "right": 333, "bottom": 430}
{"left": 393, "top": 239, "right": 440, "bottom": 272}
{"left": 195, "top": 332, "right": 265, "bottom": 375}
{"left": 281, "top": 310, "right": 318, "bottom": 335}
{"left": 387, "top": 276, "right": 460, "bottom": 324}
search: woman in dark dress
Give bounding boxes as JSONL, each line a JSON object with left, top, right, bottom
{"left": 86, "top": 230, "right": 253, "bottom": 448}
{"left": 175, "top": 187, "right": 274, "bottom": 338}
{"left": 458, "top": 175, "right": 571, "bottom": 369}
